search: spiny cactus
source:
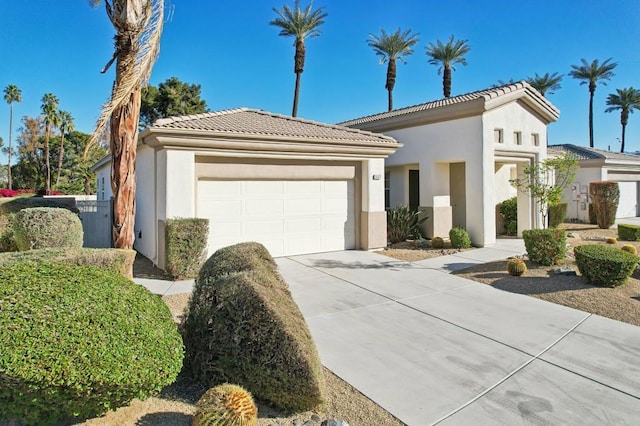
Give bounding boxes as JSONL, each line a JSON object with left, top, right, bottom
{"left": 431, "top": 237, "right": 444, "bottom": 249}
{"left": 193, "top": 384, "right": 258, "bottom": 426}
{"left": 507, "top": 258, "right": 527, "bottom": 276}
{"left": 621, "top": 244, "right": 638, "bottom": 256}
{"left": 606, "top": 237, "right": 618, "bottom": 244}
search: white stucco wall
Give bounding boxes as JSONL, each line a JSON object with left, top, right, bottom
{"left": 561, "top": 166, "right": 604, "bottom": 222}
{"left": 362, "top": 158, "right": 385, "bottom": 212}
{"left": 133, "top": 144, "right": 156, "bottom": 260}
{"left": 95, "top": 164, "right": 112, "bottom": 201}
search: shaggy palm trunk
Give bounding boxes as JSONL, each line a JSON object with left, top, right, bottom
{"left": 55, "top": 135, "right": 65, "bottom": 190}
{"left": 588, "top": 83, "right": 595, "bottom": 147}
{"left": 44, "top": 126, "right": 51, "bottom": 193}
{"left": 7, "top": 104, "right": 13, "bottom": 190}
{"left": 386, "top": 58, "right": 397, "bottom": 111}
{"left": 443, "top": 65, "right": 452, "bottom": 98}
{"left": 292, "top": 38, "right": 305, "bottom": 117}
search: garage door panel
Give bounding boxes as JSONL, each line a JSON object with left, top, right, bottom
{"left": 246, "top": 181, "right": 284, "bottom": 194}
{"left": 246, "top": 199, "right": 284, "bottom": 216}
{"left": 617, "top": 182, "right": 638, "bottom": 218}
{"left": 288, "top": 181, "right": 322, "bottom": 193}
{"left": 245, "top": 220, "right": 284, "bottom": 234}
{"left": 286, "top": 217, "right": 323, "bottom": 232}
{"left": 287, "top": 199, "right": 322, "bottom": 215}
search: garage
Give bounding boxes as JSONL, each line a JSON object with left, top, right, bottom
{"left": 198, "top": 179, "right": 356, "bottom": 257}
{"left": 616, "top": 181, "right": 638, "bottom": 218}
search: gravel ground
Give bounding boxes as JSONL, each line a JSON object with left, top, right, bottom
{"left": 376, "top": 240, "right": 473, "bottom": 262}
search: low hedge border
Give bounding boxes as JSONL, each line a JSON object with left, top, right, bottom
{"left": 618, "top": 223, "right": 640, "bottom": 241}
{"left": 574, "top": 244, "right": 638, "bottom": 287}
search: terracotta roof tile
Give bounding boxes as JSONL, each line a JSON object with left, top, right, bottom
{"left": 548, "top": 144, "right": 640, "bottom": 161}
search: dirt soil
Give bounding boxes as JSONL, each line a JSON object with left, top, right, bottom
{"left": 376, "top": 239, "right": 474, "bottom": 262}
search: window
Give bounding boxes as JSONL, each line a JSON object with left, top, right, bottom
{"left": 531, "top": 133, "right": 540, "bottom": 146}
{"left": 494, "top": 129, "right": 504, "bottom": 144}
{"left": 514, "top": 131, "right": 522, "bottom": 145}
{"left": 384, "top": 171, "right": 390, "bottom": 210}
{"left": 100, "top": 176, "right": 105, "bottom": 201}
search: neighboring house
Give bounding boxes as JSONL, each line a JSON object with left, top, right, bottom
{"left": 341, "top": 81, "right": 559, "bottom": 246}
{"left": 94, "top": 108, "right": 399, "bottom": 268}
{"left": 549, "top": 144, "right": 640, "bottom": 222}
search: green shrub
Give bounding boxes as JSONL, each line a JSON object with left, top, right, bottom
{"left": 590, "top": 181, "right": 620, "bottom": 229}
{"left": 574, "top": 244, "right": 638, "bottom": 287}
{"left": 12, "top": 207, "right": 83, "bottom": 251}
{"left": 449, "top": 227, "right": 472, "bottom": 249}
{"left": 588, "top": 203, "right": 598, "bottom": 225}
{"left": 522, "top": 228, "right": 567, "bottom": 266}
{"left": 386, "top": 205, "right": 427, "bottom": 243}
{"left": 618, "top": 223, "right": 640, "bottom": 241}
{"left": 0, "top": 263, "right": 183, "bottom": 425}
{"left": 166, "top": 217, "right": 209, "bottom": 279}
{"left": 499, "top": 197, "right": 518, "bottom": 235}
{"left": 0, "top": 247, "right": 136, "bottom": 280}
{"left": 184, "top": 242, "right": 325, "bottom": 412}
{"left": 548, "top": 203, "right": 567, "bottom": 228}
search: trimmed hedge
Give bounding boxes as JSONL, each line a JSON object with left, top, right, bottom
{"left": 0, "top": 263, "right": 184, "bottom": 425}
{"left": 449, "top": 227, "right": 472, "bottom": 249}
{"left": 12, "top": 207, "right": 83, "bottom": 251}
{"left": 0, "top": 247, "right": 136, "bottom": 280}
{"left": 590, "top": 181, "right": 620, "bottom": 229}
{"left": 618, "top": 223, "right": 640, "bottom": 241}
{"left": 522, "top": 228, "right": 567, "bottom": 266}
{"left": 499, "top": 197, "right": 518, "bottom": 235}
{"left": 548, "top": 203, "right": 567, "bottom": 228}
{"left": 184, "top": 242, "right": 325, "bottom": 412}
{"left": 574, "top": 244, "right": 638, "bottom": 287}
{"left": 165, "top": 218, "right": 209, "bottom": 279}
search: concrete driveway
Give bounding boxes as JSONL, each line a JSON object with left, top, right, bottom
{"left": 276, "top": 247, "right": 640, "bottom": 425}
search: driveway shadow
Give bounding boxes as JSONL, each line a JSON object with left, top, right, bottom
{"left": 309, "top": 259, "right": 414, "bottom": 270}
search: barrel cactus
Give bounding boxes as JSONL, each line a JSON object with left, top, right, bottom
{"left": 431, "top": 237, "right": 444, "bottom": 249}
{"left": 193, "top": 384, "right": 258, "bottom": 426}
{"left": 606, "top": 237, "right": 617, "bottom": 244}
{"left": 621, "top": 244, "right": 638, "bottom": 256}
{"left": 507, "top": 258, "right": 527, "bottom": 276}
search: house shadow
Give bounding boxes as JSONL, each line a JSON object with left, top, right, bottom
{"left": 309, "top": 258, "right": 414, "bottom": 270}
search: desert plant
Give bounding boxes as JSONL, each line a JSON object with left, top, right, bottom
{"left": 618, "top": 223, "right": 640, "bottom": 241}
{"left": 183, "top": 242, "right": 325, "bottom": 412}
{"left": 606, "top": 237, "right": 618, "bottom": 244}
{"left": 522, "top": 228, "right": 567, "bottom": 266}
{"left": 590, "top": 181, "right": 620, "bottom": 229}
{"left": 574, "top": 244, "right": 637, "bottom": 287}
{"left": 449, "top": 226, "right": 472, "bottom": 249}
{"left": 165, "top": 217, "right": 209, "bottom": 279}
{"left": 193, "top": 384, "right": 258, "bottom": 426}
{"left": 12, "top": 207, "right": 83, "bottom": 251}
{"left": 498, "top": 197, "right": 518, "bottom": 235}
{"left": 431, "top": 236, "right": 444, "bottom": 249}
{"left": 548, "top": 203, "right": 568, "bottom": 228}
{"left": 507, "top": 258, "right": 527, "bottom": 276}
{"left": 386, "top": 205, "right": 427, "bottom": 243}
{"left": 621, "top": 244, "right": 638, "bottom": 255}
{"left": 0, "top": 262, "right": 184, "bottom": 425}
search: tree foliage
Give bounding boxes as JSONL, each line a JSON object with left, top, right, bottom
{"left": 140, "top": 77, "right": 208, "bottom": 128}
{"left": 526, "top": 72, "right": 563, "bottom": 97}
{"left": 425, "top": 35, "right": 470, "bottom": 98}
{"left": 605, "top": 87, "right": 640, "bottom": 153}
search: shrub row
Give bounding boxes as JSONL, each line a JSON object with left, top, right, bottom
{"left": 523, "top": 228, "right": 567, "bottom": 266}
{"left": 165, "top": 217, "right": 209, "bottom": 279}
{"left": 183, "top": 242, "right": 325, "bottom": 412}
{"left": 0, "top": 189, "right": 64, "bottom": 197}
{"left": 574, "top": 244, "right": 638, "bottom": 287}
{"left": 618, "top": 223, "right": 640, "bottom": 241}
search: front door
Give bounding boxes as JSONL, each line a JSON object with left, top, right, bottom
{"left": 409, "top": 170, "right": 420, "bottom": 211}
{"left": 450, "top": 162, "right": 466, "bottom": 228}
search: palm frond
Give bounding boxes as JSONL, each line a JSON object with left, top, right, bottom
{"left": 367, "top": 28, "right": 419, "bottom": 64}
{"left": 270, "top": 0, "right": 327, "bottom": 42}
{"left": 425, "top": 35, "right": 470, "bottom": 71}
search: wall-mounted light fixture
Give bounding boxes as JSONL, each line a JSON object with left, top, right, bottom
{"left": 372, "top": 174, "right": 381, "bottom": 180}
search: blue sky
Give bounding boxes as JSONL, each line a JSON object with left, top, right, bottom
{"left": 1, "top": 0, "right": 640, "bottom": 165}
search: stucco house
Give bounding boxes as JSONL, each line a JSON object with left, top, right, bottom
{"left": 340, "top": 81, "right": 560, "bottom": 246}
{"left": 94, "top": 108, "right": 399, "bottom": 268}
{"left": 549, "top": 144, "right": 640, "bottom": 222}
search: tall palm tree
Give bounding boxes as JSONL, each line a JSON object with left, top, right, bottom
{"left": 569, "top": 58, "right": 617, "bottom": 148}
{"left": 605, "top": 87, "right": 640, "bottom": 153}
{"left": 3, "top": 84, "right": 22, "bottom": 190}
{"left": 89, "top": 0, "right": 164, "bottom": 249}
{"left": 367, "top": 28, "right": 419, "bottom": 111}
{"left": 55, "top": 111, "right": 74, "bottom": 190}
{"left": 270, "top": 0, "right": 327, "bottom": 117}
{"left": 41, "top": 93, "right": 60, "bottom": 193}
{"left": 425, "top": 35, "right": 470, "bottom": 98}
{"left": 526, "top": 72, "right": 563, "bottom": 97}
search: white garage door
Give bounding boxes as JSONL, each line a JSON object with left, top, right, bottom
{"left": 617, "top": 182, "right": 638, "bottom": 218}
{"left": 197, "top": 180, "right": 356, "bottom": 257}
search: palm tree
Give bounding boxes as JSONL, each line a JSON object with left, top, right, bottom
{"left": 3, "top": 84, "right": 22, "bottom": 190}
{"left": 569, "top": 58, "right": 617, "bottom": 148}
{"left": 55, "top": 111, "right": 74, "bottom": 190}
{"left": 41, "top": 93, "right": 60, "bottom": 193}
{"left": 270, "top": 0, "right": 327, "bottom": 117}
{"left": 425, "top": 35, "right": 471, "bottom": 98}
{"left": 526, "top": 72, "right": 563, "bottom": 97}
{"left": 89, "top": 0, "right": 164, "bottom": 249}
{"left": 367, "top": 28, "right": 419, "bottom": 111}
{"left": 605, "top": 87, "right": 640, "bottom": 153}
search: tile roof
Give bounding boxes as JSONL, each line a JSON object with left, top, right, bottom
{"left": 339, "top": 81, "right": 559, "bottom": 127}
{"left": 548, "top": 144, "right": 640, "bottom": 162}
{"left": 151, "top": 108, "right": 398, "bottom": 145}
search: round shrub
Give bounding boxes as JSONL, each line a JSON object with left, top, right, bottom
{"left": 574, "top": 244, "right": 638, "bottom": 287}
{"left": 431, "top": 236, "right": 444, "bottom": 249}
{"left": 449, "top": 227, "right": 472, "bottom": 249}
{"left": 621, "top": 244, "right": 638, "bottom": 255}
{"left": 194, "top": 384, "right": 258, "bottom": 426}
{"left": 522, "top": 228, "right": 567, "bottom": 266}
{"left": 12, "top": 207, "right": 83, "bottom": 251}
{"left": 0, "top": 263, "right": 184, "bottom": 425}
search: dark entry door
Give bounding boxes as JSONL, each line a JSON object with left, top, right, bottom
{"left": 409, "top": 170, "right": 420, "bottom": 211}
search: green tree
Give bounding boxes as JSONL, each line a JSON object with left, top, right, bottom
{"left": 526, "top": 72, "right": 563, "bottom": 97}
{"left": 569, "top": 58, "right": 617, "bottom": 148}
{"left": 140, "top": 77, "right": 208, "bottom": 128}
{"left": 55, "top": 111, "right": 74, "bottom": 190}
{"left": 270, "top": 0, "right": 327, "bottom": 117}
{"left": 367, "top": 28, "right": 419, "bottom": 111}
{"left": 605, "top": 87, "right": 640, "bottom": 153}
{"left": 40, "top": 93, "right": 60, "bottom": 193}
{"left": 425, "top": 35, "right": 470, "bottom": 98}
{"left": 510, "top": 153, "right": 578, "bottom": 228}
{"left": 90, "top": 0, "right": 164, "bottom": 249}
{"left": 50, "top": 131, "right": 107, "bottom": 194}
{"left": 12, "top": 116, "right": 44, "bottom": 190}
{"left": 4, "top": 84, "right": 22, "bottom": 190}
